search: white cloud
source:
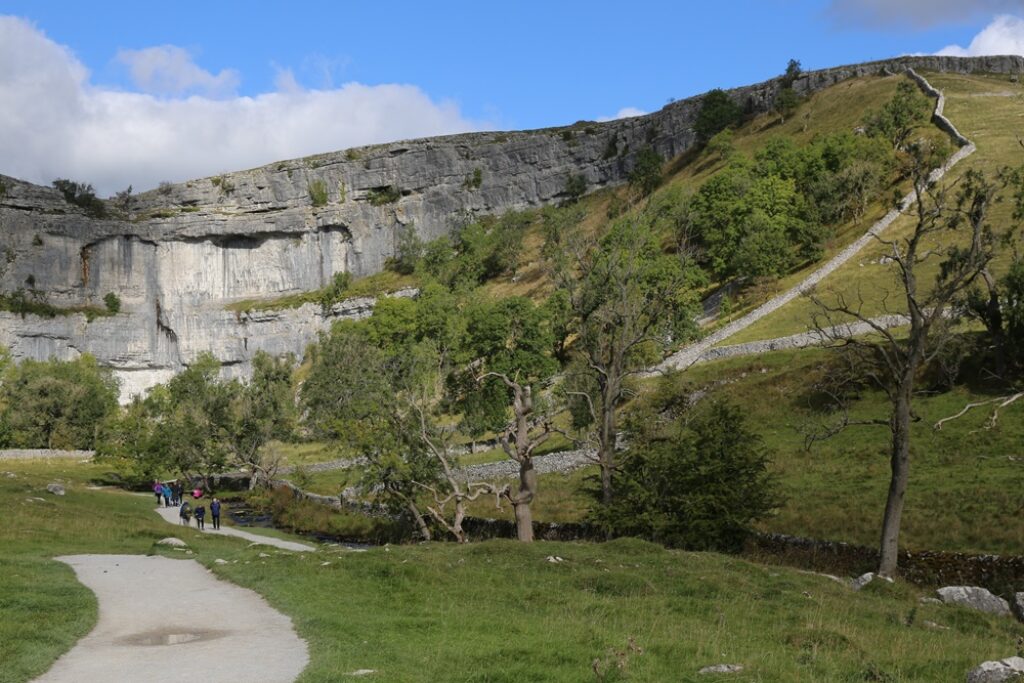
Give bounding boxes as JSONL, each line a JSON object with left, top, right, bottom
{"left": 827, "top": 0, "right": 1024, "bottom": 28}
{"left": 115, "top": 45, "right": 240, "bottom": 97}
{"left": 936, "top": 14, "right": 1024, "bottom": 55}
{"left": 597, "top": 107, "right": 647, "bottom": 122}
{"left": 0, "top": 16, "right": 485, "bottom": 195}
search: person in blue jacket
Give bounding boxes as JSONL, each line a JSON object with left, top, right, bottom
{"left": 210, "top": 498, "right": 222, "bottom": 530}
{"left": 161, "top": 483, "right": 172, "bottom": 507}
{"left": 194, "top": 504, "right": 206, "bottom": 530}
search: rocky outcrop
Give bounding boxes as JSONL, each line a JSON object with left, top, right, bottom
{"left": 2, "top": 55, "right": 1021, "bottom": 399}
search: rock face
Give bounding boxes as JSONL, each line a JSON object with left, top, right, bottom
{"left": 1, "top": 55, "right": 1021, "bottom": 400}
{"left": 936, "top": 586, "right": 1012, "bottom": 616}
{"left": 966, "top": 657, "right": 1024, "bottom": 683}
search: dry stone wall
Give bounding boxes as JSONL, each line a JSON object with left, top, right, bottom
{"left": 1, "top": 55, "right": 1020, "bottom": 399}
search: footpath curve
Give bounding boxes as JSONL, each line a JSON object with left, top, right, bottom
{"left": 153, "top": 505, "right": 316, "bottom": 552}
{"left": 34, "top": 554, "right": 308, "bottom": 683}
{"left": 651, "top": 68, "right": 975, "bottom": 374}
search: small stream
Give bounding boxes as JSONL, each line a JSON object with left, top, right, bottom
{"left": 224, "top": 499, "right": 374, "bottom": 549}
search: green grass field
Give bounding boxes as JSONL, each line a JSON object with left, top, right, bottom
{"left": 3, "top": 459, "right": 1022, "bottom": 683}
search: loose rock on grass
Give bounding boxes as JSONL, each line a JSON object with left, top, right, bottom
{"left": 937, "top": 586, "right": 1011, "bottom": 617}
{"left": 966, "top": 656, "right": 1024, "bottom": 683}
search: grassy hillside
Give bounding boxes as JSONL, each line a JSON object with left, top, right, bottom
{"left": 2, "top": 459, "right": 1022, "bottom": 683}
{"left": 729, "top": 70, "right": 1024, "bottom": 345}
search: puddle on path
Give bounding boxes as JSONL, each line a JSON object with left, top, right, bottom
{"left": 116, "top": 628, "right": 230, "bottom": 647}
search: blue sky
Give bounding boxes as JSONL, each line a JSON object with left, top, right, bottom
{"left": 1, "top": 0, "right": 1021, "bottom": 192}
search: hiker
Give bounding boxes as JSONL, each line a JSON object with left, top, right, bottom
{"left": 161, "top": 483, "right": 172, "bottom": 507}
{"left": 192, "top": 486, "right": 203, "bottom": 500}
{"left": 179, "top": 501, "right": 192, "bottom": 526}
{"left": 152, "top": 481, "right": 163, "bottom": 505}
{"left": 173, "top": 481, "right": 183, "bottom": 506}
{"left": 194, "top": 504, "right": 206, "bottom": 530}
{"left": 210, "top": 497, "right": 222, "bottom": 530}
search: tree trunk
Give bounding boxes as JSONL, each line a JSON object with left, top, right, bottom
{"left": 598, "top": 382, "right": 618, "bottom": 506}
{"left": 407, "top": 500, "right": 432, "bottom": 541}
{"left": 878, "top": 387, "right": 912, "bottom": 577}
{"left": 511, "top": 459, "right": 537, "bottom": 542}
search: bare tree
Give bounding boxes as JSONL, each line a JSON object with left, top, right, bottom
{"left": 809, "top": 146, "right": 1014, "bottom": 576}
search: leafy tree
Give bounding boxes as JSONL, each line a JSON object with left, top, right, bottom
{"left": 773, "top": 87, "right": 800, "bottom": 123}
{"left": 705, "top": 128, "right": 735, "bottom": 162}
{"left": 227, "top": 351, "right": 296, "bottom": 487}
{"left": 629, "top": 146, "right": 664, "bottom": 197}
{"left": 864, "top": 80, "right": 931, "bottom": 150}
{"left": 594, "top": 398, "right": 781, "bottom": 551}
{"left": 553, "top": 214, "right": 700, "bottom": 506}
{"left": 810, "top": 147, "right": 1019, "bottom": 576}
{"left": 148, "top": 353, "right": 237, "bottom": 486}
{"left": 96, "top": 397, "right": 161, "bottom": 485}
{"left": 694, "top": 89, "right": 742, "bottom": 142}
{"left": 563, "top": 173, "right": 587, "bottom": 204}
{"left": 781, "top": 58, "right": 802, "bottom": 87}
{"left": 0, "top": 354, "right": 118, "bottom": 449}
{"left": 455, "top": 297, "right": 559, "bottom": 541}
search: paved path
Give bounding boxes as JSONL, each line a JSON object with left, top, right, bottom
{"left": 154, "top": 506, "right": 316, "bottom": 552}
{"left": 34, "top": 554, "right": 308, "bottom": 683}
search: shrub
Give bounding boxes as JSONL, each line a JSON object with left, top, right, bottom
{"left": 52, "top": 179, "right": 106, "bottom": 218}
{"left": 319, "top": 271, "right": 352, "bottom": 311}
{"left": 602, "top": 134, "right": 619, "bottom": 160}
{"left": 563, "top": 173, "right": 587, "bottom": 204}
{"left": 210, "top": 175, "right": 235, "bottom": 195}
{"left": 629, "top": 147, "right": 663, "bottom": 197}
{"left": 591, "top": 399, "right": 782, "bottom": 552}
{"left": 464, "top": 168, "right": 483, "bottom": 190}
{"left": 103, "top": 292, "right": 121, "bottom": 314}
{"left": 368, "top": 186, "right": 402, "bottom": 206}
{"left": 694, "top": 89, "right": 742, "bottom": 143}
{"left": 308, "top": 180, "right": 328, "bottom": 207}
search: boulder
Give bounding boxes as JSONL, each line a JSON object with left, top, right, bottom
{"left": 45, "top": 482, "right": 65, "bottom": 496}
{"left": 698, "top": 664, "right": 744, "bottom": 674}
{"left": 937, "top": 586, "right": 1011, "bottom": 617}
{"left": 214, "top": 558, "right": 229, "bottom": 565}
{"left": 851, "top": 572, "right": 893, "bottom": 591}
{"left": 157, "top": 537, "right": 188, "bottom": 548}
{"left": 966, "top": 656, "right": 1024, "bottom": 683}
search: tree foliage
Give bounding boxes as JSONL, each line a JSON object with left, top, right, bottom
{"left": 694, "top": 89, "right": 742, "bottom": 143}
{"left": 864, "top": 81, "right": 931, "bottom": 150}
{"left": 0, "top": 354, "right": 118, "bottom": 449}
{"left": 593, "top": 399, "right": 780, "bottom": 551}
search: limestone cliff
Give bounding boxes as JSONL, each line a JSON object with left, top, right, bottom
{"left": 1, "top": 55, "right": 1020, "bottom": 400}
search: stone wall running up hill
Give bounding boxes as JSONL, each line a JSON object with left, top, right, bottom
{"left": 1, "top": 55, "right": 1021, "bottom": 400}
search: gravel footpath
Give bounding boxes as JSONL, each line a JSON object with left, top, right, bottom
{"left": 153, "top": 506, "right": 315, "bottom": 552}
{"left": 33, "top": 554, "right": 308, "bottom": 683}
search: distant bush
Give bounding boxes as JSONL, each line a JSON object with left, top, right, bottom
{"left": 103, "top": 292, "right": 121, "bottom": 314}
{"left": 211, "top": 175, "right": 235, "bottom": 196}
{"left": 308, "top": 180, "right": 328, "bottom": 207}
{"left": 629, "top": 146, "right": 664, "bottom": 197}
{"left": 602, "top": 134, "right": 620, "bottom": 160}
{"left": 694, "top": 89, "right": 742, "bottom": 143}
{"left": 563, "top": 173, "right": 587, "bottom": 204}
{"left": 368, "top": 186, "right": 402, "bottom": 206}
{"left": 52, "top": 179, "right": 107, "bottom": 218}
{"left": 464, "top": 168, "right": 483, "bottom": 190}
{"left": 319, "top": 271, "right": 352, "bottom": 311}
